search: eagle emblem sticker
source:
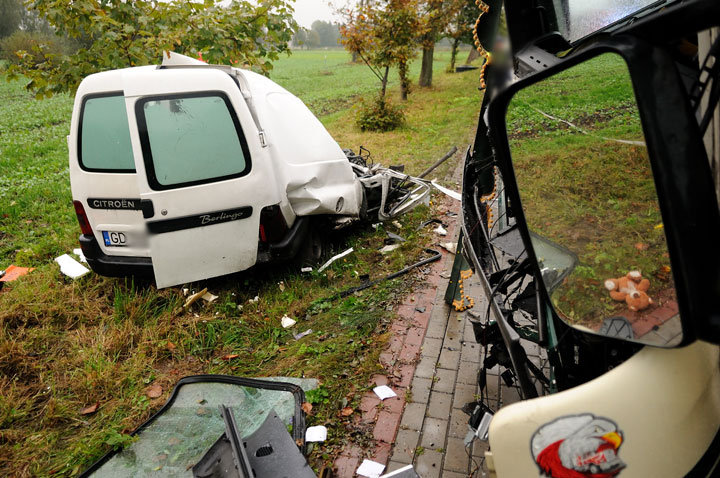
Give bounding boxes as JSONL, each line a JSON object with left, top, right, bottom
{"left": 531, "top": 414, "right": 626, "bottom": 477}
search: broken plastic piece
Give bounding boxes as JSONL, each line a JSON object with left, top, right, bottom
{"left": 386, "top": 232, "right": 406, "bottom": 243}
{"left": 434, "top": 225, "right": 448, "bottom": 236}
{"left": 430, "top": 179, "right": 462, "bottom": 201}
{"left": 184, "top": 288, "right": 208, "bottom": 309}
{"left": 379, "top": 244, "right": 401, "bottom": 254}
{"left": 301, "top": 267, "right": 313, "bottom": 273}
{"left": 357, "top": 459, "right": 386, "bottom": 478}
{"left": 380, "top": 464, "right": 420, "bottom": 478}
{"left": 281, "top": 315, "right": 297, "bottom": 328}
{"left": 55, "top": 254, "right": 90, "bottom": 279}
{"left": 317, "top": 247, "right": 354, "bottom": 273}
{"left": 373, "top": 385, "right": 397, "bottom": 401}
{"left": 440, "top": 242, "right": 458, "bottom": 254}
{"left": 0, "top": 265, "right": 35, "bottom": 283}
{"left": 201, "top": 292, "right": 218, "bottom": 303}
{"left": 294, "top": 329, "right": 313, "bottom": 340}
{"left": 72, "top": 248, "right": 87, "bottom": 263}
{"left": 305, "top": 425, "right": 327, "bottom": 442}
{"left": 248, "top": 295, "right": 259, "bottom": 304}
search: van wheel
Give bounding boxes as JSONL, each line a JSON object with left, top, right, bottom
{"left": 296, "top": 221, "right": 326, "bottom": 267}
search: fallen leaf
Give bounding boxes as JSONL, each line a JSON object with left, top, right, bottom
{"left": 146, "top": 384, "right": 163, "bottom": 399}
{"left": 222, "top": 353, "right": 239, "bottom": 361}
{"left": 301, "top": 402, "right": 313, "bottom": 414}
{"left": 634, "top": 242, "right": 648, "bottom": 251}
{"left": 80, "top": 402, "right": 99, "bottom": 415}
{"left": 340, "top": 407, "right": 354, "bottom": 417}
{"left": 166, "top": 341, "right": 176, "bottom": 351}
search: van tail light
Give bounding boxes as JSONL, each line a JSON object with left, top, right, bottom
{"left": 259, "top": 205, "right": 288, "bottom": 243}
{"left": 73, "top": 200, "right": 93, "bottom": 235}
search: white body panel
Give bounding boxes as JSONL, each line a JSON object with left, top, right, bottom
{"left": 487, "top": 341, "right": 720, "bottom": 477}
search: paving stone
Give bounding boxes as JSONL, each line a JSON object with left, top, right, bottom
{"left": 452, "top": 383, "right": 477, "bottom": 410}
{"left": 414, "top": 355, "right": 437, "bottom": 379}
{"left": 443, "top": 437, "right": 471, "bottom": 473}
{"left": 399, "top": 402, "right": 426, "bottom": 431}
{"left": 387, "top": 461, "right": 411, "bottom": 473}
{"left": 405, "top": 326, "right": 425, "bottom": 346}
{"left": 420, "top": 337, "right": 443, "bottom": 359}
{"left": 449, "top": 408, "right": 471, "bottom": 438}
{"left": 334, "top": 455, "right": 360, "bottom": 478}
{"left": 472, "top": 439, "right": 490, "bottom": 459}
{"left": 399, "top": 341, "right": 422, "bottom": 362}
{"left": 420, "top": 417, "right": 448, "bottom": 450}
{"left": 414, "top": 449, "right": 443, "bottom": 478}
{"left": 432, "top": 368, "right": 457, "bottom": 393}
{"left": 371, "top": 442, "right": 392, "bottom": 465}
{"left": 374, "top": 411, "right": 401, "bottom": 443}
{"left": 500, "top": 385, "right": 522, "bottom": 407}
{"left": 437, "top": 348, "right": 461, "bottom": 371}
{"left": 427, "top": 391, "right": 452, "bottom": 419}
{"left": 441, "top": 471, "right": 468, "bottom": 478}
{"left": 410, "top": 376, "right": 432, "bottom": 404}
{"left": 392, "top": 428, "right": 420, "bottom": 463}
{"left": 456, "top": 363, "right": 480, "bottom": 385}
{"left": 460, "top": 342, "right": 481, "bottom": 363}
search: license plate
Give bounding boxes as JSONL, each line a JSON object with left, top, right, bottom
{"left": 102, "top": 231, "right": 128, "bottom": 247}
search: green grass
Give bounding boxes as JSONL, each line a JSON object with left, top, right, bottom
{"left": 506, "top": 53, "right": 675, "bottom": 327}
{"left": 0, "top": 49, "right": 482, "bottom": 476}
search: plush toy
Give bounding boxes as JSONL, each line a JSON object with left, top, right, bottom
{"left": 604, "top": 270, "right": 653, "bottom": 312}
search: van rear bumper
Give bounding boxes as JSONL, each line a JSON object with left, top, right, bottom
{"left": 79, "top": 234, "right": 154, "bottom": 277}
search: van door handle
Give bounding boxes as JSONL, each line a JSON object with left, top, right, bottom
{"left": 141, "top": 199, "right": 154, "bottom": 219}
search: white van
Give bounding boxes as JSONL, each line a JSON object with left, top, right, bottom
{"left": 68, "top": 53, "right": 363, "bottom": 288}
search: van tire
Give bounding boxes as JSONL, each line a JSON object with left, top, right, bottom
{"left": 296, "top": 219, "right": 326, "bottom": 267}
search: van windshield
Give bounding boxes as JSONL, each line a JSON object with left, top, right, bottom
{"left": 79, "top": 93, "right": 135, "bottom": 172}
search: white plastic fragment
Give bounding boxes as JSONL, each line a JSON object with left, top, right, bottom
{"left": 380, "top": 465, "right": 420, "bottom": 477}
{"left": 305, "top": 425, "right": 328, "bottom": 442}
{"left": 55, "top": 254, "right": 90, "bottom": 279}
{"left": 431, "top": 179, "right": 462, "bottom": 201}
{"left": 182, "top": 288, "right": 190, "bottom": 296}
{"left": 392, "top": 221, "right": 402, "bottom": 228}
{"left": 317, "top": 247, "right": 354, "bottom": 273}
{"left": 278, "top": 281, "right": 285, "bottom": 292}
{"left": 440, "top": 242, "right": 457, "bottom": 254}
{"left": 201, "top": 292, "right": 218, "bottom": 303}
{"left": 281, "top": 315, "right": 296, "bottom": 328}
{"left": 248, "top": 296, "right": 259, "bottom": 304}
{"left": 379, "top": 244, "right": 401, "bottom": 254}
{"left": 301, "top": 267, "right": 313, "bottom": 273}
{"left": 373, "top": 385, "right": 397, "bottom": 401}
{"left": 357, "top": 459, "right": 386, "bottom": 478}
{"left": 72, "top": 248, "right": 87, "bottom": 263}
{"left": 434, "top": 225, "right": 448, "bottom": 236}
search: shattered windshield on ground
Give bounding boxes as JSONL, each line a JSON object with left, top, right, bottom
{"left": 556, "top": 0, "right": 669, "bottom": 42}
{"left": 87, "top": 378, "right": 317, "bottom": 477}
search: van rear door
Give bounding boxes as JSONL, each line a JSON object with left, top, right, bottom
{"left": 123, "top": 68, "right": 279, "bottom": 288}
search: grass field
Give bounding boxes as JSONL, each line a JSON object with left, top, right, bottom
{"left": 0, "top": 49, "right": 481, "bottom": 476}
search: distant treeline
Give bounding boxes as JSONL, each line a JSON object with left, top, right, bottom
{"left": 292, "top": 20, "right": 342, "bottom": 49}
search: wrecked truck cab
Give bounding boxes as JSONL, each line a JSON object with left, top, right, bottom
{"left": 69, "top": 52, "right": 363, "bottom": 288}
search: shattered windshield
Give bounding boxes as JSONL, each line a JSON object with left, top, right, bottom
{"left": 556, "top": 0, "right": 668, "bottom": 42}
{"left": 86, "top": 377, "right": 317, "bottom": 477}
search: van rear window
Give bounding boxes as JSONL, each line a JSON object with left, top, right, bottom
{"left": 79, "top": 93, "right": 135, "bottom": 172}
{"left": 135, "top": 92, "right": 251, "bottom": 190}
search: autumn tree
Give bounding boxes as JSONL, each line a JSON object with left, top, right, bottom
{"left": 418, "top": 0, "right": 462, "bottom": 87}
{"left": 7, "top": 0, "right": 296, "bottom": 98}
{"left": 445, "top": 0, "right": 478, "bottom": 71}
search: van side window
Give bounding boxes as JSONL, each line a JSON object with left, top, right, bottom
{"left": 79, "top": 93, "right": 135, "bottom": 172}
{"left": 136, "top": 93, "right": 251, "bottom": 190}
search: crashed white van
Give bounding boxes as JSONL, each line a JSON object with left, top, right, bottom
{"left": 69, "top": 53, "right": 363, "bottom": 288}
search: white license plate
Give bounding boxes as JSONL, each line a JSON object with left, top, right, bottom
{"left": 102, "top": 231, "right": 128, "bottom": 247}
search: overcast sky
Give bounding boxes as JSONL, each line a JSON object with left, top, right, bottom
{"left": 292, "top": 0, "right": 353, "bottom": 28}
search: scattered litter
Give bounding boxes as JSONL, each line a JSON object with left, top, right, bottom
{"left": 182, "top": 288, "right": 190, "bottom": 296}
{"left": 415, "top": 306, "right": 426, "bottom": 313}
{"left": 183, "top": 288, "right": 208, "bottom": 309}
{"left": 434, "top": 224, "right": 448, "bottom": 236}
{"left": 379, "top": 244, "right": 401, "bottom": 254}
{"left": 0, "top": 265, "right": 35, "bottom": 284}
{"left": 281, "top": 315, "right": 297, "bottom": 328}
{"left": 440, "top": 242, "right": 457, "bottom": 254}
{"left": 237, "top": 304, "right": 244, "bottom": 311}
{"left": 248, "top": 295, "right": 259, "bottom": 304}
{"left": 371, "top": 223, "right": 381, "bottom": 229}
{"left": 278, "top": 281, "right": 286, "bottom": 292}
{"left": 357, "top": 459, "right": 386, "bottom": 478}
{"left": 373, "top": 385, "right": 397, "bottom": 401}
{"left": 201, "top": 291, "right": 218, "bottom": 303}
{"left": 301, "top": 266, "right": 313, "bottom": 273}
{"left": 386, "top": 232, "right": 406, "bottom": 243}
{"left": 72, "top": 248, "right": 87, "bottom": 263}
{"left": 440, "top": 271, "right": 451, "bottom": 279}
{"left": 380, "top": 465, "right": 420, "bottom": 478}
{"left": 431, "top": 179, "right": 462, "bottom": 201}
{"left": 55, "top": 254, "right": 90, "bottom": 279}
{"left": 417, "top": 218, "right": 446, "bottom": 231}
{"left": 392, "top": 221, "right": 402, "bottom": 228}
{"left": 305, "top": 425, "right": 328, "bottom": 442}
{"left": 294, "top": 329, "right": 313, "bottom": 340}
{"left": 318, "top": 247, "right": 354, "bottom": 273}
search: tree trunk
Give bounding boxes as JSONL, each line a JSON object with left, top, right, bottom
{"left": 352, "top": 51, "right": 358, "bottom": 62}
{"left": 466, "top": 47, "right": 480, "bottom": 64}
{"left": 419, "top": 43, "right": 434, "bottom": 87}
{"left": 449, "top": 38, "right": 460, "bottom": 71}
{"left": 380, "top": 65, "right": 389, "bottom": 99}
{"left": 399, "top": 61, "right": 409, "bottom": 100}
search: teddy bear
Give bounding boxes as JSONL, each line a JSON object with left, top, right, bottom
{"left": 604, "top": 270, "right": 653, "bottom": 312}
